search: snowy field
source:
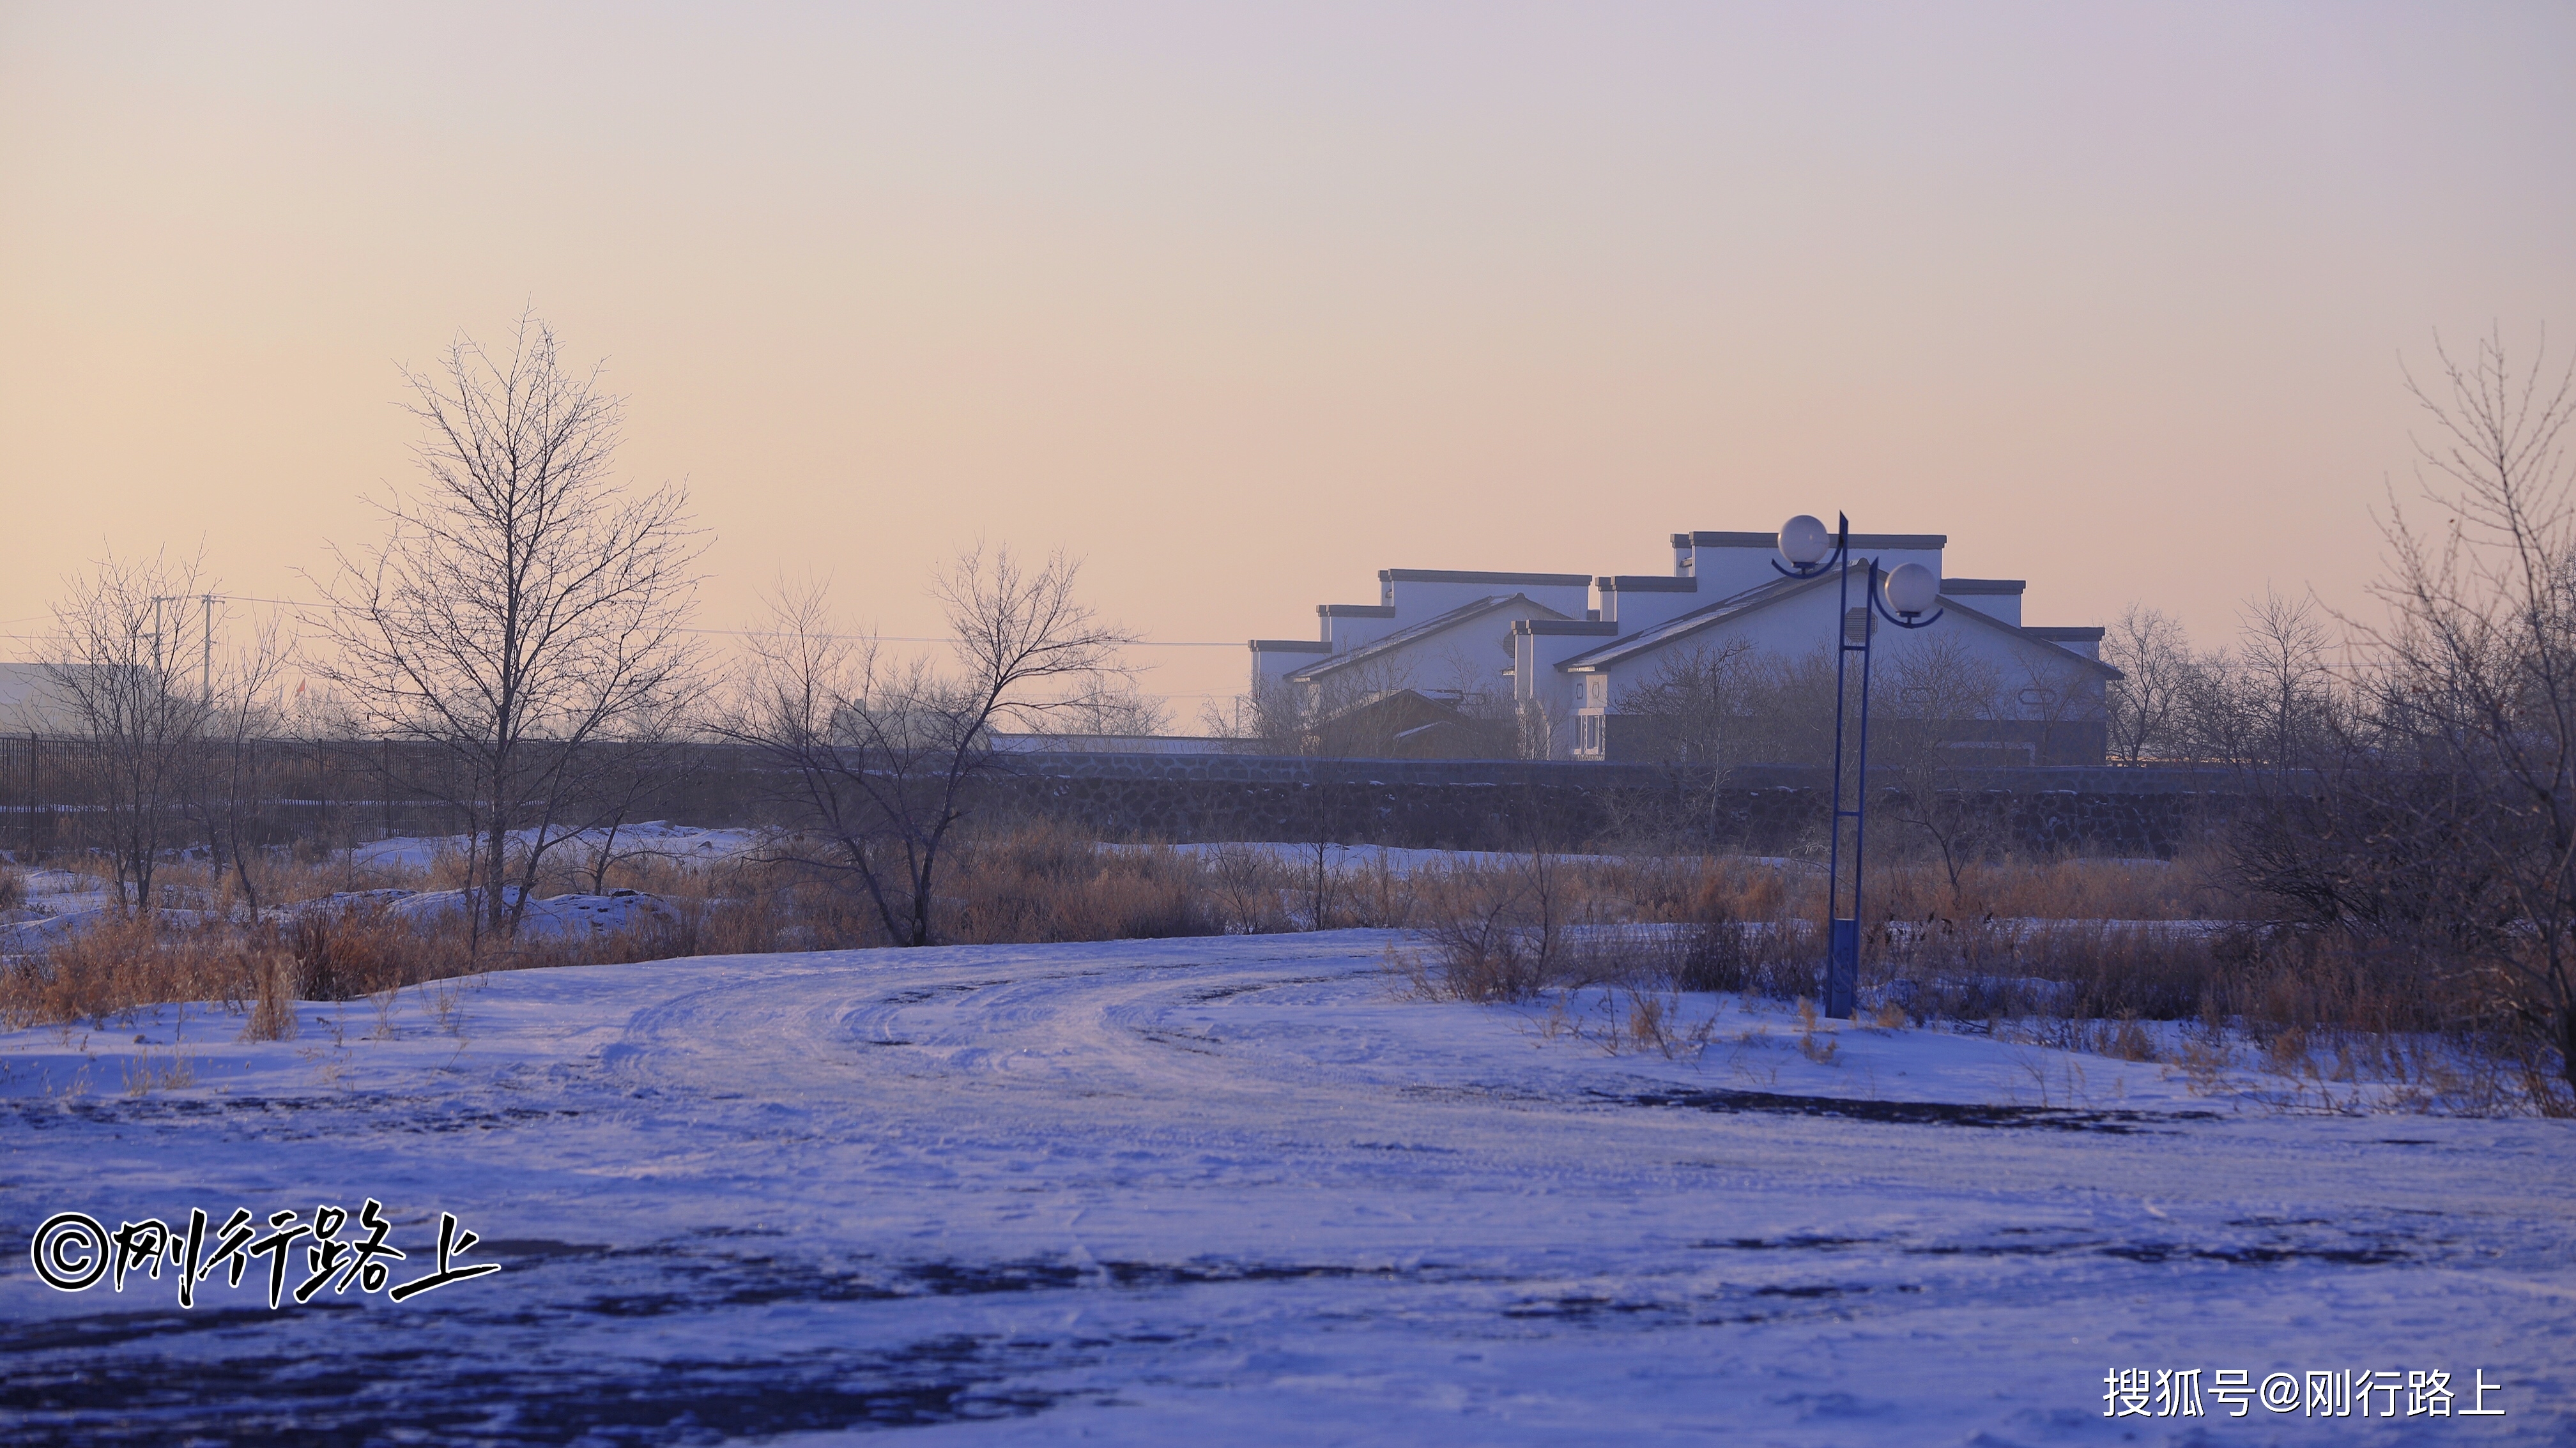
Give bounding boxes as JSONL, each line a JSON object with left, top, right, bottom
{"left": 348, "top": 821, "right": 762, "bottom": 873}
{"left": 0, "top": 824, "right": 753, "bottom": 954}
{"left": 1, "top": 932, "right": 2568, "bottom": 1445}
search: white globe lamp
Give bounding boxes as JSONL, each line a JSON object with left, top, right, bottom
{"left": 1777, "top": 515, "right": 1832, "bottom": 570}
{"left": 1883, "top": 561, "right": 1939, "bottom": 619}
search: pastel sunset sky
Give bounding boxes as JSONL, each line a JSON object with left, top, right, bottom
{"left": 4, "top": 3, "right": 2572, "bottom": 710}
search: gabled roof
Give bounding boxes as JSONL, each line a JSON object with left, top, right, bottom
{"left": 1926, "top": 603, "right": 2124, "bottom": 679}
{"left": 1554, "top": 567, "right": 2121, "bottom": 679}
{"left": 1287, "top": 593, "right": 1569, "bottom": 683}
{"left": 1556, "top": 571, "right": 1827, "bottom": 669}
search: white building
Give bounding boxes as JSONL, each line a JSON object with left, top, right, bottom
{"left": 0, "top": 662, "right": 86, "bottom": 735}
{"left": 1249, "top": 567, "right": 1592, "bottom": 700}
{"left": 1250, "top": 528, "right": 2118, "bottom": 763}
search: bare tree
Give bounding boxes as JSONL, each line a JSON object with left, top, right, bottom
{"left": 33, "top": 551, "right": 215, "bottom": 910}
{"left": 1614, "top": 644, "right": 1839, "bottom": 771}
{"left": 1876, "top": 636, "right": 2009, "bottom": 906}
{"left": 1208, "top": 652, "right": 1514, "bottom": 760}
{"left": 1038, "top": 680, "right": 1171, "bottom": 736}
{"left": 2232, "top": 587, "right": 2338, "bottom": 769}
{"left": 2287, "top": 326, "right": 2576, "bottom": 1085}
{"left": 2102, "top": 605, "right": 2202, "bottom": 764}
{"left": 725, "top": 549, "right": 1135, "bottom": 947}
{"left": 312, "top": 314, "right": 706, "bottom": 942}
{"left": 1199, "top": 684, "right": 1308, "bottom": 754}
{"left": 187, "top": 605, "right": 295, "bottom": 913}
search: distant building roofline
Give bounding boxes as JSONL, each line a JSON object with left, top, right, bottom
{"left": 1685, "top": 530, "right": 1947, "bottom": 550}
{"left": 1379, "top": 567, "right": 1593, "bottom": 586}
{"left": 2025, "top": 626, "right": 2106, "bottom": 642}
{"left": 1248, "top": 639, "right": 1333, "bottom": 653}
{"left": 1317, "top": 604, "right": 1397, "bottom": 618}
{"left": 1594, "top": 575, "right": 1697, "bottom": 592}
{"left": 1942, "top": 578, "right": 2027, "bottom": 595}
{"left": 1512, "top": 619, "right": 1621, "bottom": 637}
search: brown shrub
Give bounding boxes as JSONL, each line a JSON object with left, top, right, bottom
{"left": 4, "top": 912, "right": 250, "bottom": 1030}
{"left": 242, "top": 949, "right": 299, "bottom": 1042}
{"left": 945, "top": 828, "right": 1221, "bottom": 945}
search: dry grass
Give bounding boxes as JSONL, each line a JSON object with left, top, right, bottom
{"left": 1, "top": 827, "right": 2564, "bottom": 1108}
{"left": 944, "top": 828, "right": 1223, "bottom": 944}
{"left": 1390, "top": 844, "right": 2566, "bottom": 1109}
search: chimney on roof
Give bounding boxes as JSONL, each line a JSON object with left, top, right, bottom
{"left": 1671, "top": 533, "right": 1693, "bottom": 579}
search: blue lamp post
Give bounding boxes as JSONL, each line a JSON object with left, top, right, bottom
{"left": 1771, "top": 514, "right": 1943, "bottom": 1019}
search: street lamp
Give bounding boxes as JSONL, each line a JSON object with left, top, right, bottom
{"left": 1772, "top": 514, "right": 1943, "bottom": 1019}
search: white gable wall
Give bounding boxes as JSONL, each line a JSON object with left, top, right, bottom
{"left": 1570, "top": 579, "right": 2109, "bottom": 725}
{"left": 1943, "top": 581, "right": 2025, "bottom": 627}
{"left": 1594, "top": 577, "right": 1704, "bottom": 635}
{"left": 1318, "top": 605, "right": 1402, "bottom": 652}
{"left": 1296, "top": 619, "right": 1525, "bottom": 701}
{"left": 1379, "top": 570, "right": 1591, "bottom": 629}
{"left": 1249, "top": 640, "right": 1332, "bottom": 692}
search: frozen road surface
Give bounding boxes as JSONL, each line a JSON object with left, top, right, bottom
{"left": 2, "top": 931, "right": 2568, "bottom": 1444}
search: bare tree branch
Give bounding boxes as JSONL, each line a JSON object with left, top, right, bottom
{"left": 720, "top": 550, "right": 1136, "bottom": 946}
{"left": 307, "top": 312, "right": 707, "bottom": 942}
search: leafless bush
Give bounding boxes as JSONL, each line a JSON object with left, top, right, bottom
{"left": 1669, "top": 914, "right": 1824, "bottom": 1001}
{"left": 1204, "top": 844, "right": 1291, "bottom": 934}
{"left": 1398, "top": 851, "right": 1654, "bottom": 1002}
{"left": 722, "top": 550, "right": 1135, "bottom": 947}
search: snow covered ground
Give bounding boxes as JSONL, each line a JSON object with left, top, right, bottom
{"left": 0, "top": 883, "right": 677, "bottom": 953}
{"left": 349, "top": 821, "right": 761, "bottom": 873}
{"left": 1, "top": 931, "right": 2568, "bottom": 1444}
{"left": 0, "top": 825, "right": 735, "bottom": 952}
{"left": 369, "top": 885, "right": 685, "bottom": 939}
